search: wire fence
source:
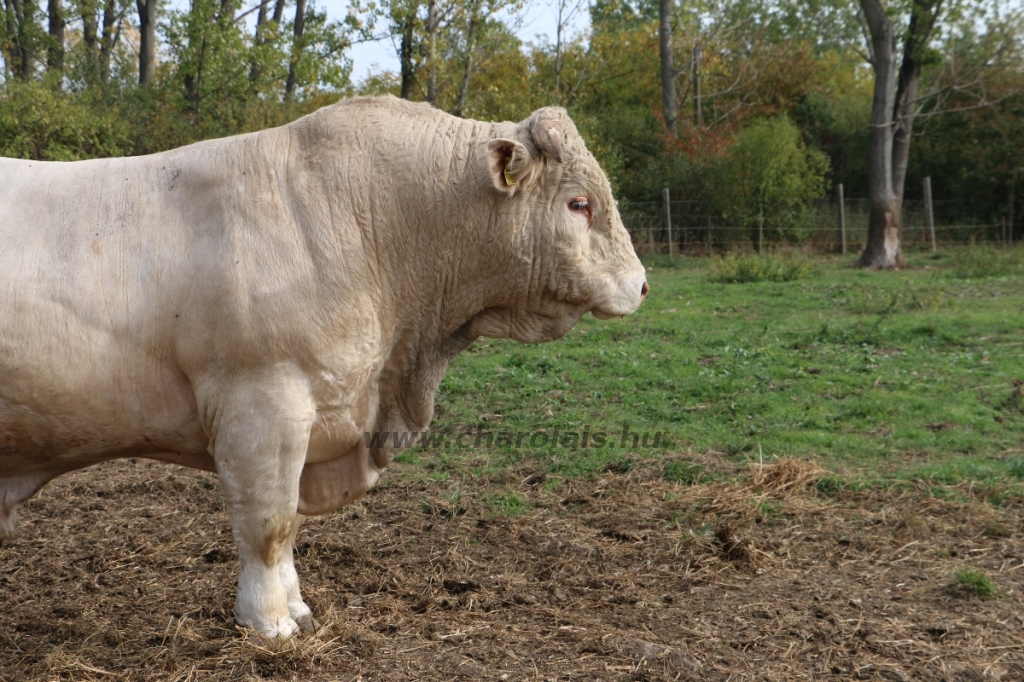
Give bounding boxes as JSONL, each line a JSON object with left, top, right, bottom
{"left": 621, "top": 198, "right": 1019, "bottom": 256}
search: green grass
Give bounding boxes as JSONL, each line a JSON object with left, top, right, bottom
{"left": 406, "top": 246, "right": 1024, "bottom": 492}
{"left": 484, "top": 491, "right": 531, "bottom": 516}
{"left": 663, "top": 461, "right": 709, "bottom": 485}
{"left": 952, "top": 568, "right": 997, "bottom": 599}
{"left": 949, "top": 245, "right": 1024, "bottom": 279}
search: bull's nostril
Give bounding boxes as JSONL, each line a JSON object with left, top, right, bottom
{"left": 641, "top": 281, "right": 649, "bottom": 299}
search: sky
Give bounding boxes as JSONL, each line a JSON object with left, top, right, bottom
{"left": 313, "top": 0, "right": 589, "bottom": 84}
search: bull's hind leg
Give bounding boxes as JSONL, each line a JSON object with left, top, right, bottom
{"left": 0, "top": 472, "right": 53, "bottom": 540}
{"left": 206, "top": 368, "right": 315, "bottom": 639}
{"left": 277, "top": 513, "right": 320, "bottom": 633}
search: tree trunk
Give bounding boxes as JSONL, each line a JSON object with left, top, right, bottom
{"left": 80, "top": 0, "right": 97, "bottom": 49}
{"left": 453, "top": 3, "right": 478, "bottom": 118}
{"left": 6, "top": 0, "right": 32, "bottom": 81}
{"left": 284, "top": 0, "right": 307, "bottom": 101}
{"left": 425, "top": 0, "right": 438, "bottom": 105}
{"left": 1, "top": 0, "right": 12, "bottom": 81}
{"left": 399, "top": 8, "right": 416, "bottom": 99}
{"left": 80, "top": 0, "right": 98, "bottom": 52}
{"left": 136, "top": 0, "right": 155, "bottom": 86}
{"left": 47, "top": 0, "right": 65, "bottom": 77}
{"left": 77, "top": 0, "right": 100, "bottom": 83}
{"left": 693, "top": 45, "right": 702, "bottom": 127}
{"left": 98, "top": 0, "right": 116, "bottom": 82}
{"left": 184, "top": 0, "right": 207, "bottom": 115}
{"left": 658, "top": 0, "right": 676, "bottom": 136}
{"left": 254, "top": 0, "right": 268, "bottom": 40}
{"left": 249, "top": 0, "right": 271, "bottom": 84}
{"left": 857, "top": 0, "right": 904, "bottom": 269}
{"left": 892, "top": 0, "right": 942, "bottom": 203}
{"left": 554, "top": 0, "right": 565, "bottom": 95}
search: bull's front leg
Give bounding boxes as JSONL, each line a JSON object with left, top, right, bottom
{"left": 205, "top": 368, "right": 317, "bottom": 639}
{"left": 277, "top": 513, "right": 320, "bottom": 633}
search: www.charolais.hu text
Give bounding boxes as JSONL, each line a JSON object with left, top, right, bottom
{"left": 364, "top": 424, "right": 670, "bottom": 450}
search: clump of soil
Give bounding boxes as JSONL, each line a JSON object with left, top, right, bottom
{"left": 1, "top": 456, "right": 1022, "bottom": 681}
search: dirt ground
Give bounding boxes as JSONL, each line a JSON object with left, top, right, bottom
{"left": 2, "top": 456, "right": 1023, "bottom": 681}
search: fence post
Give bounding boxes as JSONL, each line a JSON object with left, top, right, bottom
{"left": 836, "top": 183, "right": 846, "bottom": 255}
{"left": 1009, "top": 181, "right": 1015, "bottom": 247}
{"left": 757, "top": 204, "right": 764, "bottom": 254}
{"left": 662, "top": 188, "right": 674, "bottom": 256}
{"left": 923, "top": 176, "right": 936, "bottom": 252}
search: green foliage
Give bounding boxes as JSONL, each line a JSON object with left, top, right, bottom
{"left": 707, "top": 251, "right": 817, "bottom": 283}
{"left": 0, "top": 0, "right": 353, "bottom": 158}
{"left": 0, "top": 79, "right": 130, "bottom": 159}
{"left": 952, "top": 568, "right": 997, "bottom": 599}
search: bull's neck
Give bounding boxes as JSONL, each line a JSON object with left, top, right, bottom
{"left": 364, "top": 115, "right": 514, "bottom": 434}
{"left": 376, "top": 118, "right": 510, "bottom": 354}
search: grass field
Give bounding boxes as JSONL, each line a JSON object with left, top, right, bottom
{"left": 404, "top": 245, "right": 1024, "bottom": 498}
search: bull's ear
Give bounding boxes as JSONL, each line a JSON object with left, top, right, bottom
{"left": 486, "top": 138, "right": 532, "bottom": 194}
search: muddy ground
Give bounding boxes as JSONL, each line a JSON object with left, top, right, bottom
{"left": 1, "top": 456, "right": 1022, "bottom": 681}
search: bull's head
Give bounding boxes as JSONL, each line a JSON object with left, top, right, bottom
{"left": 467, "top": 107, "right": 648, "bottom": 344}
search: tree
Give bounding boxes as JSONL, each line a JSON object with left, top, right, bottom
{"left": 855, "top": 0, "right": 1020, "bottom": 266}
{"left": 857, "top": 0, "right": 941, "bottom": 268}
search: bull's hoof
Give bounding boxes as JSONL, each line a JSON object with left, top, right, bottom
{"left": 238, "top": 615, "right": 300, "bottom": 641}
{"left": 295, "top": 614, "right": 321, "bottom": 634}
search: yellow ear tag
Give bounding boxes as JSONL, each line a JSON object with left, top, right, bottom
{"left": 504, "top": 157, "right": 517, "bottom": 186}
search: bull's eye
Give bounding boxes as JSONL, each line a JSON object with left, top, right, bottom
{"left": 568, "top": 197, "right": 591, "bottom": 218}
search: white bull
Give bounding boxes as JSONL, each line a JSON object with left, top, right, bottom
{"left": 0, "top": 96, "right": 647, "bottom": 638}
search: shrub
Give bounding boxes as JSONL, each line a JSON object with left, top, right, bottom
{"left": 710, "top": 116, "right": 831, "bottom": 244}
{"left": 0, "top": 80, "right": 131, "bottom": 160}
{"left": 708, "top": 252, "right": 816, "bottom": 283}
